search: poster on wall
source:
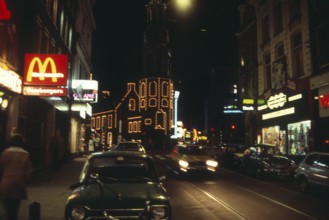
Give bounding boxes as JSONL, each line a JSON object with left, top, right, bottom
{"left": 262, "top": 126, "right": 279, "bottom": 145}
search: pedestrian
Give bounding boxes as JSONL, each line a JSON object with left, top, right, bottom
{"left": 88, "top": 134, "right": 95, "bottom": 154}
{"left": 94, "top": 133, "right": 100, "bottom": 151}
{"left": 50, "top": 129, "right": 64, "bottom": 171}
{"left": 0, "top": 133, "right": 32, "bottom": 220}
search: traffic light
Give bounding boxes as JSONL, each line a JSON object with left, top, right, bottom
{"left": 210, "top": 127, "right": 215, "bottom": 133}
{"left": 230, "top": 124, "right": 236, "bottom": 129}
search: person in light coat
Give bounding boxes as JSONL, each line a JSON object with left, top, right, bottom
{"left": 0, "top": 133, "right": 32, "bottom": 220}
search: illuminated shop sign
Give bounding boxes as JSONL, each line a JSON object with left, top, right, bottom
{"left": 71, "top": 80, "right": 98, "bottom": 102}
{"left": 23, "top": 86, "right": 67, "bottom": 96}
{"left": 319, "top": 94, "right": 329, "bottom": 109}
{"left": 267, "top": 93, "right": 286, "bottom": 109}
{"left": 258, "top": 92, "right": 302, "bottom": 111}
{"left": 262, "top": 107, "right": 295, "bottom": 120}
{"left": 24, "top": 54, "right": 68, "bottom": 86}
{"left": 0, "top": 0, "right": 11, "bottom": 20}
{"left": 0, "top": 65, "right": 22, "bottom": 94}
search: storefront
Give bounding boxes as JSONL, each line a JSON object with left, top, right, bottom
{"left": 311, "top": 72, "right": 329, "bottom": 152}
{"left": 257, "top": 91, "right": 313, "bottom": 158}
{"left": 0, "top": 64, "right": 22, "bottom": 151}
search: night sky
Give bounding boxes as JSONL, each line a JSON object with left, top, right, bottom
{"left": 91, "top": 0, "right": 241, "bottom": 129}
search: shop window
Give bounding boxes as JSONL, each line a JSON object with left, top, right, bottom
{"left": 287, "top": 120, "right": 311, "bottom": 155}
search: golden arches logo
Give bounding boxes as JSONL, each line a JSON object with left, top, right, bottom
{"left": 26, "top": 57, "right": 60, "bottom": 83}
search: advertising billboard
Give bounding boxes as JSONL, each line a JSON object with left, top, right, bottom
{"left": 24, "top": 54, "right": 68, "bottom": 86}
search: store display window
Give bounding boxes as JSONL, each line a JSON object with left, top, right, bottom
{"left": 262, "top": 126, "right": 286, "bottom": 153}
{"left": 287, "top": 120, "right": 311, "bottom": 155}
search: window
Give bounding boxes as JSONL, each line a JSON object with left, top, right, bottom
{"left": 107, "top": 115, "right": 112, "bottom": 129}
{"left": 262, "top": 15, "right": 270, "bottom": 44}
{"left": 276, "top": 43, "right": 284, "bottom": 59}
{"left": 317, "top": 22, "right": 329, "bottom": 68}
{"left": 291, "top": 31, "right": 304, "bottom": 78}
{"left": 274, "top": 2, "right": 283, "bottom": 35}
{"left": 289, "top": 0, "right": 301, "bottom": 22}
{"left": 128, "top": 99, "right": 136, "bottom": 111}
{"left": 263, "top": 53, "right": 271, "bottom": 90}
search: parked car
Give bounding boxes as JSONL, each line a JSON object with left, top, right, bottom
{"left": 295, "top": 152, "right": 329, "bottom": 194}
{"left": 166, "top": 144, "right": 219, "bottom": 176}
{"left": 113, "top": 140, "right": 146, "bottom": 153}
{"left": 65, "top": 151, "right": 171, "bottom": 220}
{"left": 218, "top": 143, "right": 247, "bottom": 169}
{"left": 240, "top": 143, "right": 297, "bottom": 179}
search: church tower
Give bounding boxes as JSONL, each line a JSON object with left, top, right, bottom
{"left": 140, "top": 0, "right": 174, "bottom": 148}
{"left": 143, "top": 0, "right": 172, "bottom": 77}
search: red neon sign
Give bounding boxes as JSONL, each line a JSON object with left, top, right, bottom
{"left": 24, "top": 54, "right": 68, "bottom": 86}
{"left": 0, "top": 0, "right": 11, "bottom": 20}
{"left": 319, "top": 94, "right": 329, "bottom": 109}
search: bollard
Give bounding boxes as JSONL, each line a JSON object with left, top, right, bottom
{"left": 29, "top": 201, "right": 41, "bottom": 220}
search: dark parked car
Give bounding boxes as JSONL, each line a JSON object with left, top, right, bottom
{"left": 65, "top": 151, "right": 171, "bottom": 220}
{"left": 113, "top": 140, "right": 146, "bottom": 153}
{"left": 240, "top": 144, "right": 297, "bottom": 179}
{"left": 218, "top": 143, "right": 247, "bottom": 169}
{"left": 295, "top": 152, "right": 329, "bottom": 194}
{"left": 167, "top": 144, "right": 219, "bottom": 176}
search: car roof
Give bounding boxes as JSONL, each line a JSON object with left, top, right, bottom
{"left": 89, "top": 150, "right": 152, "bottom": 160}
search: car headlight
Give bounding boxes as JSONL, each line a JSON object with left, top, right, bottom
{"left": 179, "top": 160, "right": 189, "bottom": 168}
{"left": 70, "top": 206, "right": 86, "bottom": 220}
{"left": 151, "top": 205, "right": 169, "bottom": 219}
{"left": 206, "top": 160, "right": 218, "bottom": 168}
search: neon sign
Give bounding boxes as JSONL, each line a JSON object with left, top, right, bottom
{"left": 319, "top": 94, "right": 329, "bottom": 109}
{"left": 0, "top": 0, "right": 11, "bottom": 20}
{"left": 0, "top": 65, "right": 22, "bottom": 94}
{"left": 24, "top": 54, "right": 68, "bottom": 86}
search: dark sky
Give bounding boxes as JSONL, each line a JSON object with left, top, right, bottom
{"left": 91, "top": 0, "right": 241, "bottom": 128}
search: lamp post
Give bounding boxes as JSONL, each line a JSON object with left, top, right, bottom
{"left": 174, "top": 90, "right": 180, "bottom": 138}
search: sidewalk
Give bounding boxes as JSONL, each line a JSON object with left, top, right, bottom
{"left": 15, "top": 156, "right": 86, "bottom": 220}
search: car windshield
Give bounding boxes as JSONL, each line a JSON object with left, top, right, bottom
{"left": 116, "top": 143, "right": 142, "bottom": 151}
{"left": 253, "top": 145, "right": 281, "bottom": 156}
{"left": 179, "top": 145, "right": 207, "bottom": 155}
{"left": 89, "top": 156, "right": 157, "bottom": 180}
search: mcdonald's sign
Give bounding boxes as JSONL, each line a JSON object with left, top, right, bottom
{"left": 24, "top": 54, "right": 68, "bottom": 86}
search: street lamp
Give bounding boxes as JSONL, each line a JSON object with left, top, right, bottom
{"left": 174, "top": 90, "right": 180, "bottom": 138}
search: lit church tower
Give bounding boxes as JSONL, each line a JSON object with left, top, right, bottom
{"left": 139, "top": 0, "right": 174, "bottom": 147}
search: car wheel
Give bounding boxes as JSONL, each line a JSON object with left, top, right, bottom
{"left": 298, "top": 177, "right": 310, "bottom": 194}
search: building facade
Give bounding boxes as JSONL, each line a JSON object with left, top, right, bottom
{"left": 238, "top": 0, "right": 329, "bottom": 157}
{"left": 0, "top": 0, "right": 96, "bottom": 168}
{"left": 91, "top": 0, "right": 175, "bottom": 149}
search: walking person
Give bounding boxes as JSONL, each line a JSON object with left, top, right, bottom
{"left": 0, "top": 133, "right": 32, "bottom": 220}
{"left": 50, "top": 129, "right": 64, "bottom": 171}
{"left": 88, "top": 134, "right": 95, "bottom": 154}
